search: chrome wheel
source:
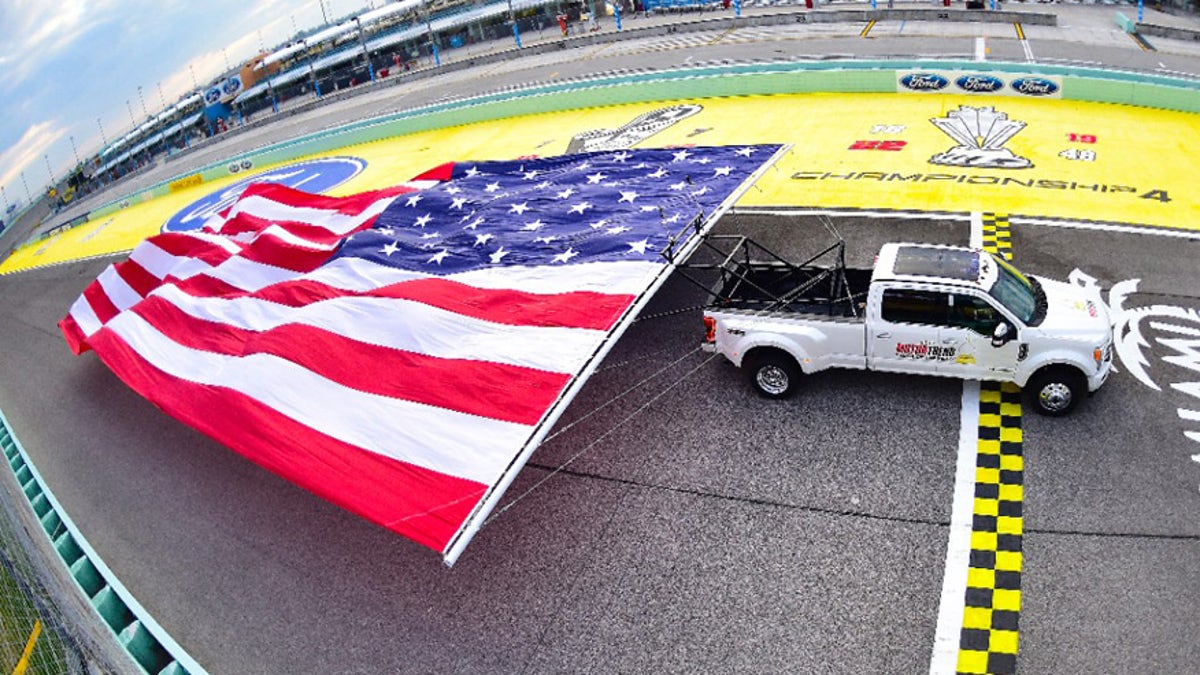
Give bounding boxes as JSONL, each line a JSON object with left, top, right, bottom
{"left": 1038, "top": 381, "right": 1073, "bottom": 414}
{"left": 755, "top": 364, "right": 791, "bottom": 397}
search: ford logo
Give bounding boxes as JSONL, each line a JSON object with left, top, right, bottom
{"left": 899, "top": 73, "right": 950, "bottom": 91}
{"left": 162, "top": 157, "right": 367, "bottom": 232}
{"left": 1011, "top": 77, "right": 1059, "bottom": 96}
{"left": 955, "top": 75, "right": 1005, "bottom": 93}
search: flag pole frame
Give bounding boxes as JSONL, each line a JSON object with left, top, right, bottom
{"left": 442, "top": 144, "right": 793, "bottom": 566}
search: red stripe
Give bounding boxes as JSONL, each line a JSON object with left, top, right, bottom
{"left": 58, "top": 314, "right": 90, "bottom": 355}
{"left": 82, "top": 277, "right": 120, "bottom": 325}
{"left": 233, "top": 233, "right": 337, "bottom": 273}
{"left": 409, "top": 162, "right": 456, "bottom": 182}
{"left": 129, "top": 295, "right": 570, "bottom": 425}
{"left": 114, "top": 259, "right": 161, "bottom": 298}
{"left": 213, "top": 211, "right": 363, "bottom": 245}
{"left": 235, "top": 181, "right": 416, "bottom": 214}
{"left": 85, "top": 327, "right": 483, "bottom": 552}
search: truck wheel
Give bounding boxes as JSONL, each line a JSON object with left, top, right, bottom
{"left": 747, "top": 351, "right": 800, "bottom": 400}
{"left": 1028, "top": 366, "right": 1085, "bottom": 417}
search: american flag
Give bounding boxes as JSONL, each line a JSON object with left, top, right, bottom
{"left": 60, "top": 144, "right": 783, "bottom": 561}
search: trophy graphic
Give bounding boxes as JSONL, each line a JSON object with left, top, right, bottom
{"left": 929, "top": 105, "right": 1033, "bottom": 169}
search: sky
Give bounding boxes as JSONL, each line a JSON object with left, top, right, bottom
{"left": 0, "top": 0, "right": 381, "bottom": 213}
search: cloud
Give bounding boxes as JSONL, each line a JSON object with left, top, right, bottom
{"left": 0, "top": 0, "right": 114, "bottom": 86}
{"left": 0, "top": 122, "right": 67, "bottom": 195}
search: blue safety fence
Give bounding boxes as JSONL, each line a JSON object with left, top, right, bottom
{"left": 0, "top": 408, "right": 207, "bottom": 675}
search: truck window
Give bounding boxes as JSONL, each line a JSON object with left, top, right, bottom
{"left": 949, "top": 294, "right": 1006, "bottom": 335}
{"left": 880, "top": 289, "right": 948, "bottom": 326}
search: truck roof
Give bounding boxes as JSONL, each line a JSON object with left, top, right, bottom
{"left": 872, "top": 243, "right": 997, "bottom": 290}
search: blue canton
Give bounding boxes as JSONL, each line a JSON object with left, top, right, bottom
{"left": 337, "top": 145, "right": 782, "bottom": 275}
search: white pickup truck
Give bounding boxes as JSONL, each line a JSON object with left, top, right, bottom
{"left": 697, "top": 238, "right": 1113, "bottom": 416}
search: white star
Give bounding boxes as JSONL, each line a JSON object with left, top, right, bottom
{"left": 672, "top": 149, "right": 691, "bottom": 162}
{"left": 577, "top": 161, "right": 591, "bottom": 172}
{"left": 484, "top": 182, "right": 501, "bottom": 193}
{"left": 665, "top": 213, "right": 683, "bottom": 224}
{"left": 691, "top": 186, "right": 710, "bottom": 197}
{"left": 589, "top": 218, "right": 609, "bottom": 230}
{"left": 464, "top": 167, "right": 481, "bottom": 178}
{"left": 568, "top": 202, "right": 593, "bottom": 215}
{"left": 586, "top": 172, "right": 607, "bottom": 184}
{"left": 445, "top": 186, "right": 463, "bottom": 195}
{"left": 475, "top": 233, "right": 494, "bottom": 246}
{"left": 556, "top": 187, "right": 576, "bottom": 199}
{"left": 639, "top": 205, "right": 658, "bottom": 213}
{"left": 509, "top": 202, "right": 530, "bottom": 214}
{"left": 713, "top": 166, "right": 733, "bottom": 177}
{"left": 552, "top": 248, "right": 579, "bottom": 264}
{"left": 633, "top": 162, "right": 648, "bottom": 169}
{"left": 670, "top": 181, "right": 687, "bottom": 191}
{"left": 694, "top": 157, "right": 712, "bottom": 165}
{"left": 536, "top": 180, "right": 553, "bottom": 190}
{"left": 735, "top": 147, "right": 755, "bottom": 157}
{"left": 428, "top": 249, "right": 450, "bottom": 265}
{"left": 489, "top": 246, "right": 510, "bottom": 264}
{"left": 533, "top": 235, "right": 558, "bottom": 244}
{"left": 380, "top": 241, "right": 400, "bottom": 256}
{"left": 618, "top": 190, "right": 640, "bottom": 203}
{"left": 522, "top": 219, "right": 546, "bottom": 231}
{"left": 450, "top": 197, "right": 468, "bottom": 210}
{"left": 612, "top": 152, "right": 630, "bottom": 163}
{"left": 628, "top": 239, "right": 651, "bottom": 254}
{"left": 464, "top": 216, "right": 485, "bottom": 230}
{"left": 404, "top": 194, "right": 422, "bottom": 207}
{"left": 523, "top": 170, "right": 539, "bottom": 180}
{"left": 415, "top": 214, "right": 433, "bottom": 227}
{"left": 420, "top": 232, "right": 440, "bottom": 240}
{"left": 647, "top": 167, "right": 668, "bottom": 179}
{"left": 606, "top": 225, "right": 631, "bottom": 235}
{"left": 377, "top": 226, "right": 396, "bottom": 236}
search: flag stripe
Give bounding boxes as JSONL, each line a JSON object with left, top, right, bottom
{"left": 85, "top": 325, "right": 483, "bottom": 551}
{"left": 104, "top": 310, "right": 532, "bottom": 483}
{"left": 82, "top": 278, "right": 121, "bottom": 325}
{"left": 145, "top": 283, "right": 608, "bottom": 373}
{"left": 129, "top": 295, "right": 570, "bottom": 425}
{"left": 115, "top": 259, "right": 162, "bottom": 299}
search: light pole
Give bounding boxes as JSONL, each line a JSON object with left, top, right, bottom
{"left": 137, "top": 85, "right": 148, "bottom": 118}
{"left": 353, "top": 17, "right": 376, "bottom": 83}
{"left": 319, "top": 0, "right": 329, "bottom": 26}
{"left": 20, "top": 172, "right": 32, "bottom": 203}
{"left": 70, "top": 136, "right": 81, "bottom": 166}
{"left": 157, "top": 82, "right": 167, "bottom": 109}
{"left": 44, "top": 154, "right": 54, "bottom": 183}
{"left": 189, "top": 63, "right": 199, "bottom": 89}
{"left": 1, "top": 185, "right": 10, "bottom": 214}
{"left": 97, "top": 118, "right": 107, "bottom": 146}
{"left": 508, "top": 0, "right": 521, "bottom": 48}
{"left": 302, "top": 39, "right": 321, "bottom": 99}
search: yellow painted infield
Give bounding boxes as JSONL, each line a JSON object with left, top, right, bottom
{"left": 5, "top": 92, "right": 1198, "bottom": 274}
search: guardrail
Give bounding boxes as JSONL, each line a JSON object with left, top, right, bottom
{"left": 0, "top": 408, "right": 206, "bottom": 675}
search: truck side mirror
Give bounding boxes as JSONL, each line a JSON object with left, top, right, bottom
{"left": 991, "top": 322, "right": 1011, "bottom": 347}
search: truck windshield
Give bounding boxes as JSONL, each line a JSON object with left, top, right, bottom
{"left": 988, "top": 254, "right": 1037, "bottom": 324}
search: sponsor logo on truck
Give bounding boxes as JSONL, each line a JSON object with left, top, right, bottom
{"left": 896, "top": 341, "right": 957, "bottom": 361}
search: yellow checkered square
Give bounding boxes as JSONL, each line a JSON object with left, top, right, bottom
{"left": 997, "top": 516, "right": 1023, "bottom": 536}
{"left": 1000, "top": 453, "right": 1024, "bottom": 471}
{"left": 993, "top": 588, "right": 1022, "bottom": 612}
{"left": 1000, "top": 427, "right": 1023, "bottom": 443}
{"left": 1000, "top": 401, "right": 1022, "bottom": 417}
{"left": 979, "top": 413, "right": 1002, "bottom": 429}
{"left": 957, "top": 649, "right": 990, "bottom": 674}
{"left": 974, "top": 497, "right": 999, "bottom": 517}
{"left": 978, "top": 438, "right": 1001, "bottom": 455}
{"left": 990, "top": 629, "right": 1020, "bottom": 654}
{"left": 967, "top": 567, "right": 995, "bottom": 588}
{"left": 996, "top": 550, "right": 1023, "bottom": 572}
{"left": 976, "top": 467, "right": 999, "bottom": 484}
{"left": 998, "top": 484, "right": 1023, "bottom": 502}
{"left": 971, "top": 531, "right": 998, "bottom": 551}
{"left": 963, "top": 606, "right": 993, "bottom": 630}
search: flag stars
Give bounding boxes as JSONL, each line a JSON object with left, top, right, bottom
{"left": 464, "top": 167, "right": 481, "bottom": 178}
{"left": 556, "top": 187, "right": 576, "bottom": 200}
{"left": 404, "top": 194, "right": 423, "bottom": 207}
{"left": 669, "top": 181, "right": 687, "bottom": 191}
{"left": 612, "top": 152, "right": 630, "bottom": 163}
{"left": 586, "top": 172, "right": 607, "bottom": 184}
{"left": 380, "top": 241, "right": 400, "bottom": 256}
{"left": 521, "top": 219, "right": 546, "bottom": 232}
{"left": 691, "top": 186, "right": 710, "bottom": 197}
{"left": 568, "top": 201, "right": 593, "bottom": 215}
{"left": 735, "top": 147, "right": 756, "bottom": 157}
{"left": 484, "top": 182, "right": 501, "bottom": 193}
{"left": 450, "top": 197, "right": 468, "bottom": 210}
{"left": 618, "top": 190, "right": 640, "bottom": 203}
{"left": 533, "top": 235, "right": 558, "bottom": 244}
{"left": 535, "top": 180, "right": 553, "bottom": 190}
{"left": 522, "top": 170, "right": 539, "bottom": 180}
{"left": 694, "top": 157, "right": 712, "bottom": 165}
{"left": 589, "top": 218, "right": 610, "bottom": 230}
{"left": 414, "top": 214, "right": 433, "bottom": 227}
{"left": 672, "top": 149, "right": 692, "bottom": 162}
{"left": 639, "top": 205, "right": 658, "bottom": 213}
{"left": 427, "top": 249, "right": 450, "bottom": 265}
{"left": 627, "top": 239, "right": 651, "bottom": 255}
{"left": 606, "top": 225, "right": 631, "bottom": 235}
{"left": 489, "top": 246, "right": 510, "bottom": 264}
{"left": 464, "top": 216, "right": 485, "bottom": 230}
{"left": 444, "top": 186, "right": 463, "bottom": 195}
{"left": 474, "top": 233, "right": 494, "bottom": 246}
{"left": 552, "top": 248, "right": 579, "bottom": 264}
{"left": 508, "top": 202, "right": 530, "bottom": 215}
{"left": 647, "top": 167, "right": 668, "bottom": 179}
{"left": 377, "top": 226, "right": 396, "bottom": 236}
{"left": 713, "top": 166, "right": 733, "bottom": 177}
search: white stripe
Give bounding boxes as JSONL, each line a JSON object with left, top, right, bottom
{"left": 106, "top": 311, "right": 527, "bottom": 484}
{"left": 176, "top": 255, "right": 300, "bottom": 290}
{"left": 310, "top": 257, "right": 663, "bottom": 296}
{"left": 930, "top": 380, "right": 981, "bottom": 674}
{"left": 150, "top": 284, "right": 606, "bottom": 373}
{"left": 96, "top": 265, "right": 143, "bottom": 313}
{"left": 129, "top": 242, "right": 182, "bottom": 281}
{"left": 223, "top": 194, "right": 397, "bottom": 235}
{"left": 69, "top": 294, "right": 103, "bottom": 336}
{"left": 238, "top": 223, "right": 340, "bottom": 251}
{"left": 969, "top": 212, "right": 984, "bottom": 249}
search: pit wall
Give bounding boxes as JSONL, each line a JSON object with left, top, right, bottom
{"left": 81, "top": 58, "right": 1200, "bottom": 225}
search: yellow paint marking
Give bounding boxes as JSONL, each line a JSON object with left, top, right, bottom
{"left": 860, "top": 20, "right": 876, "bottom": 38}
{"left": 708, "top": 27, "right": 736, "bottom": 45}
{"left": 11, "top": 620, "right": 41, "bottom": 675}
{"left": 1014, "top": 23, "right": 1025, "bottom": 40}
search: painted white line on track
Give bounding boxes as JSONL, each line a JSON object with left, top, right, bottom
{"left": 975, "top": 37, "right": 987, "bottom": 62}
{"left": 1022, "top": 38, "right": 1034, "bottom": 62}
{"left": 1010, "top": 216, "right": 1200, "bottom": 239}
{"left": 930, "top": 379, "right": 982, "bottom": 674}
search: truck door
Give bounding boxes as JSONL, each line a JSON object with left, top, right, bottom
{"left": 939, "top": 292, "right": 1021, "bottom": 381}
{"left": 870, "top": 288, "right": 952, "bottom": 375}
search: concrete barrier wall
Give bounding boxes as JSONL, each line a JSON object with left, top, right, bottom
{"left": 1138, "top": 21, "right": 1200, "bottom": 41}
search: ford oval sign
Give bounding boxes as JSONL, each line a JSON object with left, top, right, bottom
{"left": 162, "top": 157, "right": 367, "bottom": 233}
{"left": 955, "top": 75, "right": 1005, "bottom": 93}
{"left": 899, "top": 73, "right": 950, "bottom": 91}
{"left": 1011, "top": 77, "right": 1060, "bottom": 96}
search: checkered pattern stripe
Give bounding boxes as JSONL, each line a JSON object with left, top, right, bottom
{"left": 981, "top": 214, "right": 1013, "bottom": 261}
{"left": 956, "top": 381, "right": 1024, "bottom": 674}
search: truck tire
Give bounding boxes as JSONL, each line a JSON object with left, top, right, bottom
{"left": 1028, "top": 366, "right": 1086, "bottom": 417}
{"left": 746, "top": 350, "right": 800, "bottom": 400}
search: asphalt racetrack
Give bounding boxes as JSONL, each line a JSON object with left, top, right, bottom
{"left": 1, "top": 6, "right": 1198, "bottom": 673}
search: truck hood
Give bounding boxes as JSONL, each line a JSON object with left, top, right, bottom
{"left": 1030, "top": 275, "right": 1112, "bottom": 343}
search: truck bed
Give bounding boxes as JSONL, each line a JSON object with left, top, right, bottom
{"left": 709, "top": 262, "right": 873, "bottom": 318}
